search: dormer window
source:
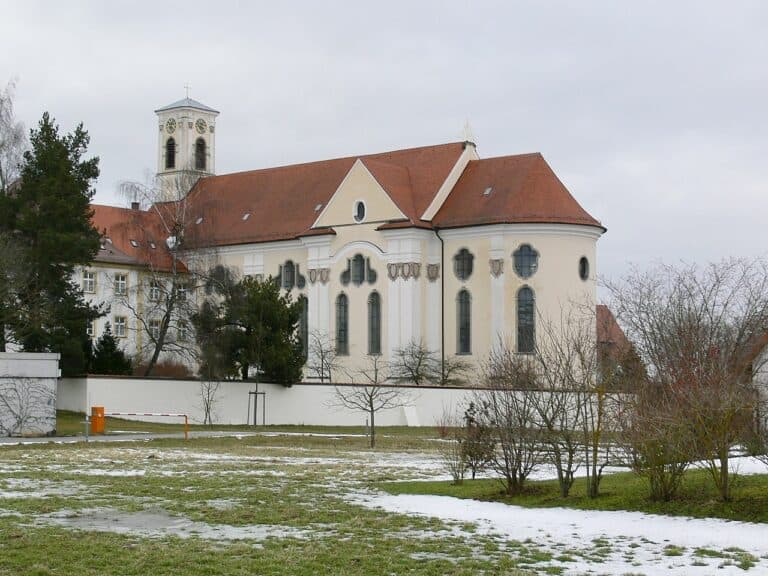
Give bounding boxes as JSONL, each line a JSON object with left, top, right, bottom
{"left": 165, "top": 138, "right": 176, "bottom": 169}
{"left": 353, "top": 200, "right": 366, "bottom": 223}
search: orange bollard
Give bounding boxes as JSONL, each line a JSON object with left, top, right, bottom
{"left": 90, "top": 406, "right": 105, "bottom": 435}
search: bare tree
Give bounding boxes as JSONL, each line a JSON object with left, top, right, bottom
{"left": 474, "top": 346, "right": 541, "bottom": 495}
{"left": 0, "top": 79, "right": 25, "bottom": 194}
{"left": 390, "top": 339, "right": 472, "bottom": 386}
{"left": 117, "top": 170, "right": 220, "bottom": 375}
{"left": 607, "top": 258, "right": 768, "bottom": 501}
{"left": 198, "top": 378, "right": 221, "bottom": 426}
{"left": 331, "top": 355, "right": 415, "bottom": 448}
{"left": 0, "top": 376, "right": 55, "bottom": 436}
{"left": 306, "top": 330, "right": 344, "bottom": 383}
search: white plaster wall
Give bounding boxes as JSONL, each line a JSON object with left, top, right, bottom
{"left": 0, "top": 352, "right": 59, "bottom": 436}
{"left": 57, "top": 377, "right": 476, "bottom": 427}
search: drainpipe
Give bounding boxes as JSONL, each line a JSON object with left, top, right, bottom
{"left": 435, "top": 228, "right": 445, "bottom": 383}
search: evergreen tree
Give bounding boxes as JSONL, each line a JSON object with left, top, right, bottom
{"left": 193, "top": 272, "right": 304, "bottom": 385}
{"left": 0, "top": 113, "right": 102, "bottom": 374}
{"left": 90, "top": 323, "right": 132, "bottom": 375}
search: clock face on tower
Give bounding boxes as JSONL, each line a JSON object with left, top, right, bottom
{"left": 165, "top": 118, "right": 176, "bottom": 133}
{"left": 195, "top": 118, "right": 207, "bottom": 134}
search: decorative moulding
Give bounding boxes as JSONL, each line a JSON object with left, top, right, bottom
{"left": 489, "top": 259, "right": 504, "bottom": 278}
{"left": 427, "top": 264, "right": 440, "bottom": 282}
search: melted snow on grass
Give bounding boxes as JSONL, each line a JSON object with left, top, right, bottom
{"left": 37, "top": 507, "right": 325, "bottom": 542}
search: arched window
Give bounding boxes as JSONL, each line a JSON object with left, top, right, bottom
{"left": 453, "top": 248, "right": 474, "bottom": 281}
{"left": 283, "top": 261, "right": 296, "bottom": 290}
{"left": 195, "top": 138, "right": 206, "bottom": 171}
{"left": 165, "top": 138, "right": 176, "bottom": 169}
{"left": 513, "top": 244, "right": 539, "bottom": 278}
{"left": 336, "top": 293, "right": 349, "bottom": 356}
{"left": 457, "top": 289, "right": 471, "bottom": 354}
{"left": 351, "top": 254, "right": 365, "bottom": 285}
{"left": 517, "top": 286, "right": 535, "bottom": 353}
{"left": 299, "top": 295, "right": 308, "bottom": 359}
{"left": 368, "top": 292, "right": 381, "bottom": 355}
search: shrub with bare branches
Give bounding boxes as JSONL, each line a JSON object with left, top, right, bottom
{"left": 607, "top": 258, "right": 768, "bottom": 501}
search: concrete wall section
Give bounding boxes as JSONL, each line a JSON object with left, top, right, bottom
{"left": 58, "top": 377, "right": 476, "bottom": 427}
{"left": 0, "top": 352, "right": 59, "bottom": 436}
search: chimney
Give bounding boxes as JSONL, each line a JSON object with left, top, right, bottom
{"left": 131, "top": 201, "right": 140, "bottom": 210}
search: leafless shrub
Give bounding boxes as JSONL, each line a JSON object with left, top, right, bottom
{"left": 435, "top": 407, "right": 465, "bottom": 484}
{"left": 306, "top": 330, "right": 344, "bottom": 383}
{"left": 474, "top": 347, "right": 541, "bottom": 495}
{"left": 617, "top": 386, "right": 692, "bottom": 501}
{"left": 607, "top": 258, "right": 768, "bottom": 501}
{"left": 389, "top": 339, "right": 472, "bottom": 386}
{"left": 460, "top": 402, "right": 495, "bottom": 480}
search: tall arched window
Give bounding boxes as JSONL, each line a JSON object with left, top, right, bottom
{"left": 457, "top": 289, "right": 471, "bottom": 354}
{"left": 283, "top": 261, "right": 295, "bottom": 290}
{"left": 336, "top": 293, "right": 349, "bottom": 356}
{"left": 195, "top": 138, "right": 207, "bottom": 171}
{"left": 298, "top": 295, "right": 308, "bottom": 359}
{"left": 517, "top": 286, "right": 535, "bottom": 353}
{"left": 165, "top": 138, "right": 176, "bottom": 169}
{"left": 368, "top": 292, "right": 381, "bottom": 355}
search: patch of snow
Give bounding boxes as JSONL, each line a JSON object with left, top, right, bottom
{"left": 350, "top": 491, "right": 768, "bottom": 575}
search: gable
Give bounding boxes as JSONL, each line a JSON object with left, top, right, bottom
{"left": 312, "top": 159, "right": 407, "bottom": 228}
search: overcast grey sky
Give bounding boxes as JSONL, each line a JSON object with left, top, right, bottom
{"left": 2, "top": 0, "right": 767, "bottom": 283}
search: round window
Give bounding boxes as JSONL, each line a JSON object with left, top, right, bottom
{"left": 353, "top": 201, "right": 366, "bottom": 223}
{"left": 579, "top": 256, "right": 589, "bottom": 281}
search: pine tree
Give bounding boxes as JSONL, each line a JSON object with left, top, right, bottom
{"left": 0, "top": 112, "right": 102, "bottom": 374}
{"left": 90, "top": 323, "right": 132, "bottom": 375}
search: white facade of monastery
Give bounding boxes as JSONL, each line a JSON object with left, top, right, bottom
{"left": 84, "top": 98, "right": 605, "bottom": 380}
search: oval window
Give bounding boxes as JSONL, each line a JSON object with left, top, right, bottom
{"left": 354, "top": 201, "right": 366, "bottom": 223}
{"left": 579, "top": 256, "right": 589, "bottom": 281}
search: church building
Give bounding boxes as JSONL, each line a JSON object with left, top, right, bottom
{"left": 84, "top": 98, "right": 606, "bottom": 380}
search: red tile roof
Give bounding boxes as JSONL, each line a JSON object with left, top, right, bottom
{"left": 93, "top": 143, "right": 604, "bottom": 254}
{"left": 433, "top": 153, "right": 604, "bottom": 231}
{"left": 91, "top": 205, "right": 187, "bottom": 272}
{"left": 182, "top": 142, "right": 467, "bottom": 246}
{"left": 597, "top": 304, "right": 630, "bottom": 355}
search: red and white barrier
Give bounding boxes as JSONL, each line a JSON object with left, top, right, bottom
{"left": 104, "top": 412, "right": 189, "bottom": 440}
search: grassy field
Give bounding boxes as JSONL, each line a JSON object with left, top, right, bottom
{"left": 3, "top": 418, "right": 768, "bottom": 575}
{"left": 0, "top": 429, "right": 537, "bottom": 576}
{"left": 382, "top": 467, "right": 768, "bottom": 524}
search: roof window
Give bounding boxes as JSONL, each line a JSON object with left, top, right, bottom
{"left": 195, "top": 217, "right": 203, "bottom": 224}
{"left": 314, "top": 203, "right": 323, "bottom": 212}
{"left": 242, "top": 213, "right": 250, "bottom": 220}
{"left": 483, "top": 186, "right": 493, "bottom": 197}
{"left": 130, "top": 239, "right": 139, "bottom": 247}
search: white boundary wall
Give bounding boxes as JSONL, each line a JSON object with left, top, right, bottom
{"left": 1, "top": 352, "right": 60, "bottom": 436}
{"left": 58, "top": 377, "right": 476, "bottom": 427}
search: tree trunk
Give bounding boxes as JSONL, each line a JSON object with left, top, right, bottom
{"left": 369, "top": 401, "right": 375, "bottom": 449}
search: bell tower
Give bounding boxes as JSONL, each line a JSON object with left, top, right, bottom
{"left": 155, "top": 96, "right": 219, "bottom": 198}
